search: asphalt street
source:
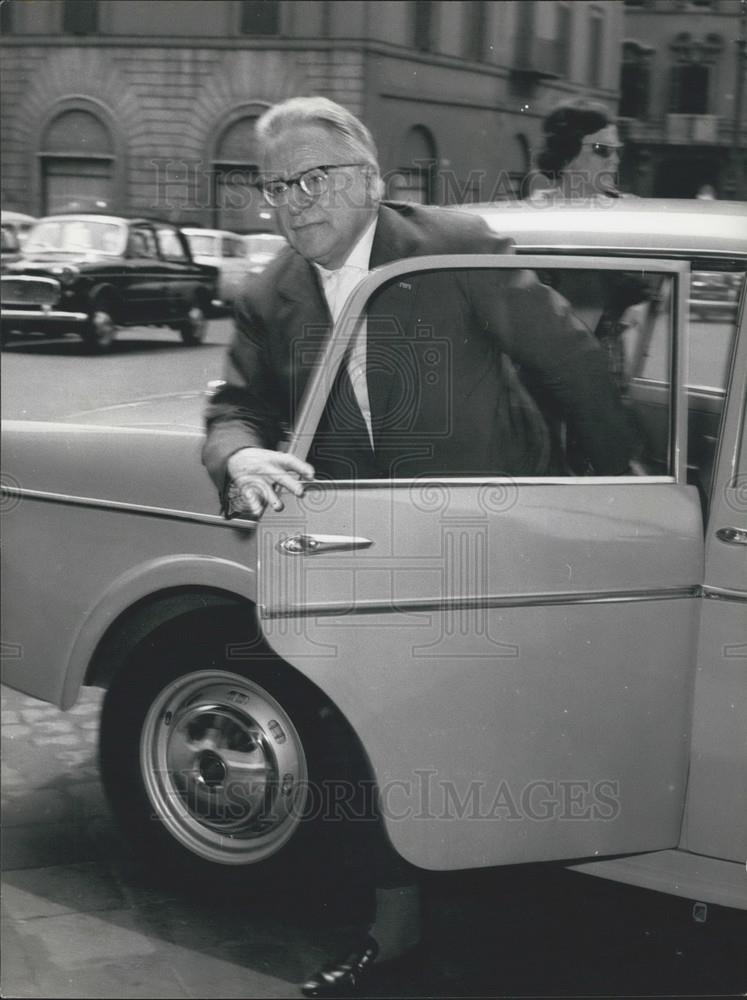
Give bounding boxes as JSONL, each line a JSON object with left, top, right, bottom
{"left": 2, "top": 318, "right": 746, "bottom": 998}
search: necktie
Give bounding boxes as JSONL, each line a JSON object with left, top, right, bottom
{"left": 323, "top": 266, "right": 373, "bottom": 448}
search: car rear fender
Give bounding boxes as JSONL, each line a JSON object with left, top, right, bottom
{"left": 67, "top": 553, "right": 256, "bottom": 709}
{"left": 80, "top": 573, "right": 377, "bottom": 790}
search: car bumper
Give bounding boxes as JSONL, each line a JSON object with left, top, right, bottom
{"left": 1, "top": 308, "right": 88, "bottom": 324}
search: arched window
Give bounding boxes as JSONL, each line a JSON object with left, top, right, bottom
{"left": 389, "top": 126, "right": 437, "bottom": 205}
{"left": 40, "top": 109, "right": 114, "bottom": 215}
{"left": 212, "top": 111, "right": 274, "bottom": 233}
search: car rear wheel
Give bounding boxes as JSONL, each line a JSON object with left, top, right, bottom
{"left": 179, "top": 304, "right": 207, "bottom": 345}
{"left": 99, "top": 639, "right": 364, "bottom": 894}
{"left": 81, "top": 307, "right": 118, "bottom": 353}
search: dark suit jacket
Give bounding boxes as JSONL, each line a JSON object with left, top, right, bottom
{"left": 203, "top": 203, "right": 633, "bottom": 496}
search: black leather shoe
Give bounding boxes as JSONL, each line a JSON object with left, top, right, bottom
{"left": 300, "top": 935, "right": 379, "bottom": 997}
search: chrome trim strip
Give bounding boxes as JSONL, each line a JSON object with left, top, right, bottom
{"left": 703, "top": 585, "right": 747, "bottom": 603}
{"left": 514, "top": 245, "right": 747, "bottom": 261}
{"left": 294, "top": 476, "right": 676, "bottom": 489}
{"left": 5, "top": 487, "right": 256, "bottom": 529}
{"left": 1, "top": 274, "right": 60, "bottom": 288}
{"left": 1, "top": 309, "right": 87, "bottom": 322}
{"left": 260, "top": 586, "right": 700, "bottom": 619}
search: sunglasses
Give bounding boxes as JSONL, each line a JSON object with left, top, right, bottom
{"left": 584, "top": 142, "right": 623, "bottom": 160}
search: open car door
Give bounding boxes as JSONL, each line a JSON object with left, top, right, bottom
{"left": 254, "top": 255, "right": 702, "bottom": 871}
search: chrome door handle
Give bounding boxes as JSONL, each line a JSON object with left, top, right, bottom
{"left": 277, "top": 533, "right": 374, "bottom": 555}
{"left": 715, "top": 527, "right": 747, "bottom": 546}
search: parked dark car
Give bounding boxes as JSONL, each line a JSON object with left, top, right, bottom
{"left": 0, "top": 214, "right": 219, "bottom": 351}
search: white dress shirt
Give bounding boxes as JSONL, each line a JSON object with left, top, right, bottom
{"left": 315, "top": 218, "right": 377, "bottom": 448}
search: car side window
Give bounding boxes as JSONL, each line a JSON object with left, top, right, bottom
{"left": 687, "top": 267, "right": 744, "bottom": 392}
{"left": 223, "top": 237, "right": 245, "bottom": 259}
{"left": 308, "top": 263, "right": 681, "bottom": 483}
{"left": 686, "top": 265, "right": 745, "bottom": 502}
{"left": 1, "top": 225, "right": 19, "bottom": 253}
{"left": 128, "top": 226, "right": 158, "bottom": 258}
{"left": 156, "top": 227, "right": 188, "bottom": 262}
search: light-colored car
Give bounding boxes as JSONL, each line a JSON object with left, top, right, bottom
{"left": 1, "top": 209, "right": 36, "bottom": 246}
{"left": 2, "top": 200, "right": 745, "bottom": 912}
{"left": 1, "top": 210, "right": 36, "bottom": 270}
{"left": 182, "top": 228, "right": 252, "bottom": 308}
{"left": 242, "top": 231, "right": 287, "bottom": 273}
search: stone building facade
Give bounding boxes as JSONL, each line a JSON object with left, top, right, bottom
{"left": 0, "top": 0, "right": 623, "bottom": 230}
{"left": 619, "top": 0, "right": 747, "bottom": 198}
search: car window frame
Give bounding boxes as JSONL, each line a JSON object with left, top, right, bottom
{"left": 126, "top": 223, "right": 159, "bottom": 260}
{"left": 155, "top": 224, "right": 190, "bottom": 263}
{"left": 286, "top": 254, "right": 691, "bottom": 486}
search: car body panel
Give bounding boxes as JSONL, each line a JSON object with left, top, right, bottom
{"left": 679, "top": 293, "right": 747, "bottom": 866}
{"left": 1, "top": 418, "right": 257, "bottom": 707}
{"left": 454, "top": 199, "right": 747, "bottom": 259}
{"left": 3, "top": 420, "right": 217, "bottom": 515}
{"left": 254, "top": 254, "right": 703, "bottom": 869}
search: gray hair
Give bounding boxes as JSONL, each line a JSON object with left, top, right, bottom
{"left": 256, "top": 96, "right": 380, "bottom": 170}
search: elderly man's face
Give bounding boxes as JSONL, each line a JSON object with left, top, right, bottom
{"left": 261, "top": 124, "right": 379, "bottom": 269}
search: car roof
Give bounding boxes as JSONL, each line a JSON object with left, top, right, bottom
{"left": 182, "top": 228, "right": 243, "bottom": 239}
{"left": 34, "top": 214, "right": 188, "bottom": 228}
{"left": 34, "top": 214, "right": 129, "bottom": 226}
{"left": 1, "top": 210, "right": 36, "bottom": 225}
{"left": 454, "top": 198, "right": 747, "bottom": 259}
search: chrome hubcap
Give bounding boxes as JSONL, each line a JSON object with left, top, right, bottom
{"left": 140, "top": 671, "right": 308, "bottom": 865}
{"left": 92, "top": 310, "right": 115, "bottom": 344}
{"left": 186, "top": 306, "right": 206, "bottom": 340}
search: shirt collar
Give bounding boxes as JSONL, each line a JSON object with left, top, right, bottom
{"left": 315, "top": 216, "right": 378, "bottom": 281}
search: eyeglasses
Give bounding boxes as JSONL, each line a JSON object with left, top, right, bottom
{"left": 584, "top": 142, "right": 623, "bottom": 160}
{"left": 260, "top": 163, "right": 369, "bottom": 207}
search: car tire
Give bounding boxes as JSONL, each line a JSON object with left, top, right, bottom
{"left": 179, "top": 304, "right": 207, "bottom": 345}
{"left": 98, "top": 637, "right": 366, "bottom": 895}
{"left": 81, "top": 307, "right": 118, "bottom": 353}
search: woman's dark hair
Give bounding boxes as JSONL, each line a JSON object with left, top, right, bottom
{"left": 536, "top": 100, "right": 613, "bottom": 180}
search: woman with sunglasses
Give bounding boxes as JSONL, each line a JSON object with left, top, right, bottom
{"left": 531, "top": 99, "right": 625, "bottom": 202}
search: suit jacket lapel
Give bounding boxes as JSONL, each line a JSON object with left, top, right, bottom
{"left": 276, "top": 255, "right": 331, "bottom": 421}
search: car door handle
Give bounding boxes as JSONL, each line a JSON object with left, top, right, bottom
{"left": 715, "top": 527, "right": 747, "bottom": 546}
{"left": 276, "top": 533, "right": 374, "bottom": 555}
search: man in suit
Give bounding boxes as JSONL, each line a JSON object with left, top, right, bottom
{"left": 203, "top": 96, "right": 634, "bottom": 995}
{"left": 203, "top": 97, "right": 633, "bottom": 514}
